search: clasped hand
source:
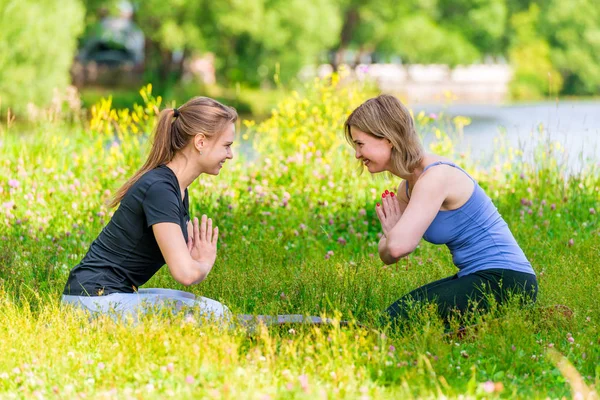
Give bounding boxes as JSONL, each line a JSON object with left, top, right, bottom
{"left": 187, "top": 214, "right": 219, "bottom": 266}
{"left": 375, "top": 190, "right": 401, "bottom": 236}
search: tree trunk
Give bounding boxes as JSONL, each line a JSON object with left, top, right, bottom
{"left": 332, "top": 7, "right": 360, "bottom": 71}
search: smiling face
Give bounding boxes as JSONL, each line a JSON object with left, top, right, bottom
{"left": 197, "top": 122, "right": 235, "bottom": 175}
{"left": 344, "top": 95, "right": 425, "bottom": 177}
{"left": 350, "top": 126, "right": 393, "bottom": 174}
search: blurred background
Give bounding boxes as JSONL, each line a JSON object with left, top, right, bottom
{"left": 0, "top": 0, "right": 599, "bottom": 148}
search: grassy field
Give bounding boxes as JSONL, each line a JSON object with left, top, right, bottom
{"left": 0, "top": 80, "right": 598, "bottom": 399}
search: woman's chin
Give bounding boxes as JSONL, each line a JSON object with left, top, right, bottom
{"left": 206, "top": 167, "right": 221, "bottom": 176}
{"left": 366, "top": 164, "right": 382, "bottom": 173}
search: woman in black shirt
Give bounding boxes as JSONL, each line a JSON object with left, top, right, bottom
{"left": 62, "top": 97, "right": 237, "bottom": 322}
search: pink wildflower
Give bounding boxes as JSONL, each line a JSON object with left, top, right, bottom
{"left": 298, "top": 374, "right": 309, "bottom": 393}
{"left": 482, "top": 381, "right": 495, "bottom": 393}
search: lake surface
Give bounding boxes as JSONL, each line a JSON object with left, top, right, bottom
{"left": 413, "top": 101, "right": 600, "bottom": 171}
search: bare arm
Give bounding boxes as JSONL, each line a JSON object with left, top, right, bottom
{"left": 153, "top": 215, "right": 218, "bottom": 286}
{"left": 385, "top": 171, "right": 448, "bottom": 260}
{"left": 378, "top": 235, "right": 397, "bottom": 265}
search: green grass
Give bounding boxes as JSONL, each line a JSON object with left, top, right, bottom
{"left": 0, "top": 80, "right": 598, "bottom": 398}
{"left": 80, "top": 82, "right": 288, "bottom": 122}
{"left": 80, "top": 86, "right": 145, "bottom": 111}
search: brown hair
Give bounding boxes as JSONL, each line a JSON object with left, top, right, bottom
{"left": 109, "top": 97, "right": 238, "bottom": 207}
{"left": 344, "top": 94, "right": 423, "bottom": 175}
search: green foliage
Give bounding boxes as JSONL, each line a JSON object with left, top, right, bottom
{"left": 74, "top": 0, "right": 600, "bottom": 98}
{"left": 209, "top": 0, "right": 342, "bottom": 85}
{"left": 437, "top": 0, "right": 508, "bottom": 54}
{"left": 0, "top": 0, "right": 85, "bottom": 115}
{"left": 167, "top": 83, "right": 287, "bottom": 120}
{"left": 333, "top": 0, "right": 502, "bottom": 66}
{"left": 80, "top": 87, "right": 146, "bottom": 111}
{"left": 539, "top": 0, "right": 600, "bottom": 95}
{"left": 251, "top": 73, "right": 371, "bottom": 157}
{"left": 80, "top": 82, "right": 288, "bottom": 119}
{"left": 3, "top": 0, "right": 599, "bottom": 107}
{"left": 82, "top": 0, "right": 341, "bottom": 86}
{"left": 385, "top": 14, "right": 481, "bottom": 66}
{"left": 508, "top": 4, "right": 564, "bottom": 99}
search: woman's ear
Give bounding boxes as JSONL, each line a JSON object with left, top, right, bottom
{"left": 194, "top": 133, "right": 206, "bottom": 153}
{"left": 385, "top": 138, "right": 394, "bottom": 148}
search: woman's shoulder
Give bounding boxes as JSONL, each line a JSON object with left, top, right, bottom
{"left": 422, "top": 154, "right": 456, "bottom": 167}
{"left": 137, "top": 166, "right": 176, "bottom": 187}
{"left": 420, "top": 155, "right": 469, "bottom": 180}
{"left": 419, "top": 155, "right": 476, "bottom": 209}
{"left": 126, "top": 167, "right": 178, "bottom": 200}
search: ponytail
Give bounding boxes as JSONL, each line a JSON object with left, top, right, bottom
{"left": 108, "top": 109, "right": 177, "bottom": 208}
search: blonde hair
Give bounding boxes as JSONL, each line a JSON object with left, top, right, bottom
{"left": 109, "top": 97, "right": 238, "bottom": 207}
{"left": 344, "top": 94, "right": 423, "bottom": 175}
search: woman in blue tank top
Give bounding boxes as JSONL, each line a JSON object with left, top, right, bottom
{"left": 344, "top": 95, "right": 537, "bottom": 326}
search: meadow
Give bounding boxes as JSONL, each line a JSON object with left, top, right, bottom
{"left": 0, "top": 77, "right": 598, "bottom": 399}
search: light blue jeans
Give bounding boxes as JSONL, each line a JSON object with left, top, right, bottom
{"left": 62, "top": 288, "right": 341, "bottom": 330}
{"left": 61, "top": 288, "right": 231, "bottom": 324}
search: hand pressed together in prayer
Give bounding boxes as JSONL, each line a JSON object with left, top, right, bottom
{"left": 375, "top": 190, "right": 402, "bottom": 237}
{"left": 187, "top": 215, "right": 219, "bottom": 267}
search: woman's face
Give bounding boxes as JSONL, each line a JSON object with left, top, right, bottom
{"left": 199, "top": 123, "right": 235, "bottom": 175}
{"left": 350, "top": 126, "right": 392, "bottom": 174}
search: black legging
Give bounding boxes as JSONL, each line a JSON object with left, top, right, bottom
{"left": 384, "top": 268, "right": 538, "bottom": 325}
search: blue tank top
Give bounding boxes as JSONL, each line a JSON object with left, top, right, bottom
{"left": 406, "top": 161, "right": 535, "bottom": 277}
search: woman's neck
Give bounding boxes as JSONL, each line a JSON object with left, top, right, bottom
{"left": 165, "top": 154, "right": 201, "bottom": 199}
{"left": 388, "top": 155, "right": 428, "bottom": 185}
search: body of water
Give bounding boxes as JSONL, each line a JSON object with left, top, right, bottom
{"left": 413, "top": 101, "right": 600, "bottom": 172}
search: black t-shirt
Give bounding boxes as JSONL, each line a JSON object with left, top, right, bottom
{"left": 63, "top": 165, "right": 189, "bottom": 296}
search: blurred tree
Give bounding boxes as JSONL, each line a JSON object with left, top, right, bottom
{"left": 508, "top": 4, "right": 563, "bottom": 99}
{"left": 383, "top": 12, "right": 481, "bottom": 65}
{"left": 82, "top": 0, "right": 206, "bottom": 89}
{"left": 331, "top": 0, "right": 508, "bottom": 67}
{"left": 0, "top": 0, "right": 85, "bottom": 115}
{"left": 539, "top": 0, "right": 600, "bottom": 95}
{"left": 205, "top": 0, "right": 341, "bottom": 85}
{"left": 82, "top": 0, "right": 340, "bottom": 87}
{"left": 437, "top": 0, "right": 508, "bottom": 56}
{"left": 77, "top": 0, "right": 600, "bottom": 97}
